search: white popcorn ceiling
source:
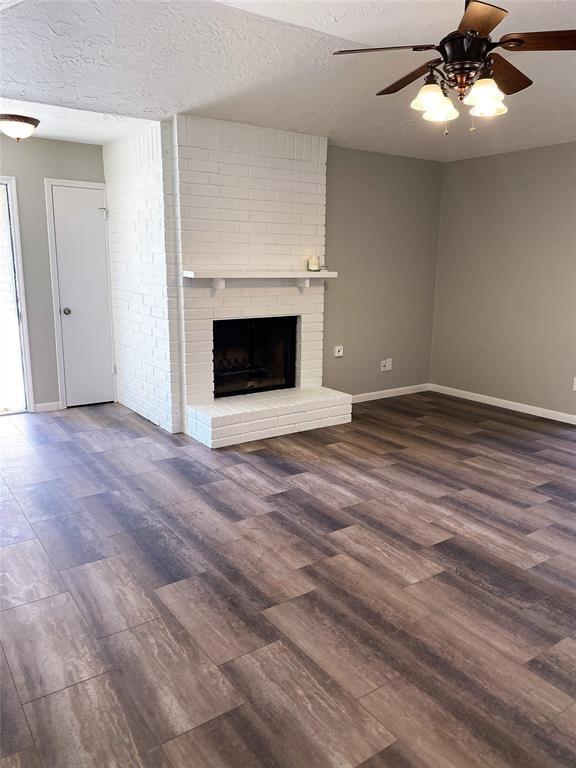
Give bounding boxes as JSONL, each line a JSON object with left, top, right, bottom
{"left": 0, "top": 98, "right": 153, "bottom": 144}
{"left": 1, "top": 0, "right": 575, "bottom": 161}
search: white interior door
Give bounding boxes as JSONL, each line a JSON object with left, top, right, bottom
{"left": 49, "top": 183, "right": 114, "bottom": 407}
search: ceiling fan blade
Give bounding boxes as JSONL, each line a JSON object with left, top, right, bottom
{"left": 499, "top": 30, "right": 576, "bottom": 51}
{"left": 377, "top": 58, "right": 442, "bottom": 95}
{"left": 333, "top": 44, "right": 436, "bottom": 56}
{"left": 490, "top": 53, "right": 533, "bottom": 94}
{"left": 458, "top": 1, "right": 508, "bottom": 37}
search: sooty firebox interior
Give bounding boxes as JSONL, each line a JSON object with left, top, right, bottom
{"left": 213, "top": 316, "right": 297, "bottom": 398}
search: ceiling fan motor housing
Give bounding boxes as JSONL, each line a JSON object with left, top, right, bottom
{"left": 439, "top": 32, "right": 495, "bottom": 96}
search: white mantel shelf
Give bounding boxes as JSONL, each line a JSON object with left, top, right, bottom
{"left": 182, "top": 269, "right": 338, "bottom": 290}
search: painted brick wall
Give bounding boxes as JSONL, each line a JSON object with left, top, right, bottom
{"left": 160, "top": 118, "right": 184, "bottom": 431}
{"left": 176, "top": 116, "right": 327, "bottom": 271}
{"left": 103, "top": 123, "right": 181, "bottom": 432}
{"left": 175, "top": 117, "right": 329, "bottom": 412}
{"left": 103, "top": 116, "right": 337, "bottom": 444}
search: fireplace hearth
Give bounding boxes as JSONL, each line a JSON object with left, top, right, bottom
{"left": 213, "top": 316, "right": 297, "bottom": 398}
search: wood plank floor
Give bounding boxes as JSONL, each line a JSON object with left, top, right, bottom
{"left": 0, "top": 392, "right": 575, "bottom": 767}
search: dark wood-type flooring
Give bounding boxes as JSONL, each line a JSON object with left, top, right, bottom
{"left": 0, "top": 392, "right": 575, "bottom": 767}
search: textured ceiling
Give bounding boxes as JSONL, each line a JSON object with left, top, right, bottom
{"left": 214, "top": 1, "right": 575, "bottom": 50}
{"left": 0, "top": 97, "right": 153, "bottom": 144}
{"left": 1, "top": 0, "right": 575, "bottom": 160}
{"left": 0, "top": 0, "right": 23, "bottom": 10}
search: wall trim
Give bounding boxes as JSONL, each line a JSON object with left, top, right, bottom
{"left": 351, "top": 384, "right": 430, "bottom": 404}
{"left": 351, "top": 382, "right": 575, "bottom": 425}
{"left": 428, "top": 384, "right": 576, "bottom": 425}
{"left": 30, "top": 401, "right": 63, "bottom": 413}
{"left": 29, "top": 387, "right": 575, "bottom": 424}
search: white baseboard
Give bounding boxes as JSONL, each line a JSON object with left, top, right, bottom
{"left": 428, "top": 384, "right": 576, "bottom": 426}
{"left": 350, "top": 382, "right": 575, "bottom": 425}
{"left": 30, "top": 401, "right": 63, "bottom": 413}
{"left": 351, "top": 384, "right": 430, "bottom": 404}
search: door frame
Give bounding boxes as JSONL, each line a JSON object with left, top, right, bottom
{"left": 0, "top": 175, "right": 35, "bottom": 412}
{"left": 44, "top": 178, "right": 115, "bottom": 408}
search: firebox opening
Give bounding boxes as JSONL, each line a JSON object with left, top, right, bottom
{"left": 213, "top": 316, "right": 297, "bottom": 398}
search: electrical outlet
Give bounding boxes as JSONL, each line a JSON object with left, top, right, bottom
{"left": 380, "top": 358, "right": 393, "bottom": 372}
{"left": 334, "top": 345, "right": 344, "bottom": 358}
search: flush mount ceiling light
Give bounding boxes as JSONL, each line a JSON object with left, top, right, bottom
{"left": 333, "top": 0, "right": 576, "bottom": 130}
{"left": 0, "top": 114, "right": 40, "bottom": 141}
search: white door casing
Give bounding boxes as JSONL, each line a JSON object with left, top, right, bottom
{"left": 46, "top": 180, "right": 114, "bottom": 407}
{"left": 0, "top": 177, "right": 33, "bottom": 412}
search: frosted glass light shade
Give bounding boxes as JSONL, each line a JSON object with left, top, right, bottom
{"left": 463, "top": 77, "right": 504, "bottom": 107}
{"left": 423, "top": 98, "right": 459, "bottom": 122}
{"left": 470, "top": 102, "right": 508, "bottom": 117}
{"left": 410, "top": 83, "right": 445, "bottom": 111}
{"left": 0, "top": 114, "right": 40, "bottom": 141}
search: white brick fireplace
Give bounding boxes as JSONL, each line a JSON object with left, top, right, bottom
{"left": 184, "top": 278, "right": 351, "bottom": 447}
{"left": 174, "top": 117, "right": 351, "bottom": 447}
{"left": 105, "top": 116, "right": 351, "bottom": 448}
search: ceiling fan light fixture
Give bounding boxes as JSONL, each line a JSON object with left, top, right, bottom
{"left": 423, "top": 97, "right": 459, "bottom": 122}
{"left": 470, "top": 101, "right": 509, "bottom": 117}
{"left": 410, "top": 82, "right": 445, "bottom": 111}
{"left": 463, "top": 77, "right": 504, "bottom": 106}
{"left": 335, "top": 2, "right": 576, "bottom": 133}
{"left": 0, "top": 114, "right": 40, "bottom": 141}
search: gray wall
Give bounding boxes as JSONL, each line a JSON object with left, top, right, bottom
{"left": 431, "top": 143, "right": 576, "bottom": 415}
{"left": 3, "top": 135, "right": 573, "bottom": 415}
{"left": 324, "top": 145, "right": 442, "bottom": 396}
{"left": 0, "top": 136, "right": 104, "bottom": 405}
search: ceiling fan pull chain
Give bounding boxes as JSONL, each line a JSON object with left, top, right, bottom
{"left": 444, "top": 119, "right": 449, "bottom": 136}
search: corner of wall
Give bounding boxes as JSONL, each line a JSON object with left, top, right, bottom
{"left": 428, "top": 160, "right": 449, "bottom": 385}
{"left": 160, "top": 116, "right": 185, "bottom": 433}
{"left": 426, "top": 144, "right": 576, "bottom": 415}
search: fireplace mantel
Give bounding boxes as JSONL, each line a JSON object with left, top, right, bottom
{"left": 182, "top": 269, "right": 338, "bottom": 290}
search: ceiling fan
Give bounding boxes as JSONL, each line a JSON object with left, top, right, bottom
{"left": 333, "top": 1, "right": 576, "bottom": 125}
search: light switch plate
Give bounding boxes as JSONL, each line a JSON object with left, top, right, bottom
{"left": 334, "top": 345, "right": 344, "bottom": 358}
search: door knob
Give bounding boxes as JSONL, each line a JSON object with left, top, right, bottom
{"left": 63, "top": 307, "right": 72, "bottom": 315}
